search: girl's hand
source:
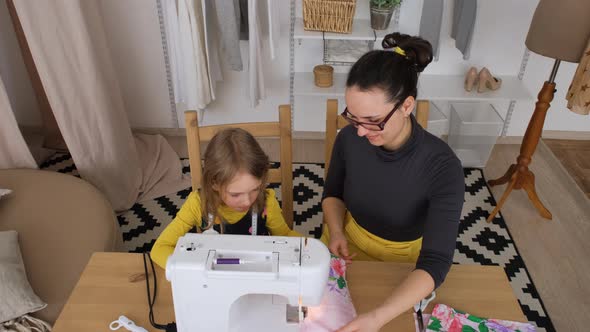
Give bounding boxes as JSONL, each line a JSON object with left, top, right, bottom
{"left": 337, "top": 311, "right": 386, "bottom": 332}
{"left": 328, "top": 231, "right": 356, "bottom": 264}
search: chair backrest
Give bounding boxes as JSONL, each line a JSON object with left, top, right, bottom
{"left": 184, "top": 105, "right": 294, "bottom": 229}
{"left": 324, "top": 99, "right": 349, "bottom": 177}
{"left": 324, "top": 99, "right": 430, "bottom": 176}
{"left": 415, "top": 100, "right": 429, "bottom": 131}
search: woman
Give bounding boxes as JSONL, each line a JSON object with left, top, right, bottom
{"left": 322, "top": 33, "right": 464, "bottom": 332}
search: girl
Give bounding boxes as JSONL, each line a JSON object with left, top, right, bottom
{"left": 152, "top": 128, "right": 300, "bottom": 268}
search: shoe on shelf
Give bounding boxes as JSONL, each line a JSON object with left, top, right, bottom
{"left": 464, "top": 66, "right": 478, "bottom": 92}
{"left": 477, "top": 67, "right": 502, "bottom": 93}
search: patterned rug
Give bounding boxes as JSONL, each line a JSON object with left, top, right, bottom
{"left": 40, "top": 153, "right": 554, "bottom": 331}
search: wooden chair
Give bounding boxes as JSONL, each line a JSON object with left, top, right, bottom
{"left": 184, "top": 105, "right": 294, "bottom": 229}
{"left": 324, "top": 99, "right": 429, "bottom": 176}
{"left": 324, "top": 99, "right": 349, "bottom": 177}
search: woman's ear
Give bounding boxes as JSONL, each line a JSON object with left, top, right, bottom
{"left": 401, "top": 96, "right": 416, "bottom": 117}
{"left": 212, "top": 183, "right": 220, "bottom": 192}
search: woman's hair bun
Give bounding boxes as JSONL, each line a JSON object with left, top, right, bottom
{"left": 382, "top": 32, "right": 433, "bottom": 72}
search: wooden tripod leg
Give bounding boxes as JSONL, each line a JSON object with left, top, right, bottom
{"left": 488, "top": 164, "right": 517, "bottom": 187}
{"left": 521, "top": 169, "right": 553, "bottom": 220}
{"left": 487, "top": 175, "right": 517, "bottom": 223}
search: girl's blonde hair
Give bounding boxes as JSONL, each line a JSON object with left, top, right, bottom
{"left": 200, "top": 128, "right": 269, "bottom": 230}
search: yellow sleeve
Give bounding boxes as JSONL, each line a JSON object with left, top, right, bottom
{"left": 151, "top": 191, "right": 202, "bottom": 268}
{"left": 264, "top": 189, "right": 302, "bottom": 237}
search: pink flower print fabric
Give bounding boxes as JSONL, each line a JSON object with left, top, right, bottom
{"left": 426, "top": 304, "right": 536, "bottom": 332}
{"left": 301, "top": 256, "right": 357, "bottom": 332}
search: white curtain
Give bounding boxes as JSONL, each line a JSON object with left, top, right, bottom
{"left": 12, "top": 1, "right": 189, "bottom": 211}
{"left": 0, "top": 75, "right": 36, "bottom": 170}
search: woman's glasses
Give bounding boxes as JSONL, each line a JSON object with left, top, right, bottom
{"left": 341, "top": 101, "right": 402, "bottom": 131}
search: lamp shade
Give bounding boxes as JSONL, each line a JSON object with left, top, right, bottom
{"left": 525, "top": 0, "right": 590, "bottom": 63}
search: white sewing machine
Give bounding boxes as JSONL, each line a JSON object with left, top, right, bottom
{"left": 166, "top": 234, "right": 331, "bottom": 332}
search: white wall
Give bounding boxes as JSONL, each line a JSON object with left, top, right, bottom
{"left": 0, "top": 0, "right": 41, "bottom": 126}
{"left": 99, "top": 0, "right": 174, "bottom": 128}
{"left": 1, "top": 0, "right": 588, "bottom": 135}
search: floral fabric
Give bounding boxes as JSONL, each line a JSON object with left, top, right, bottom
{"left": 301, "top": 256, "right": 357, "bottom": 331}
{"left": 425, "top": 304, "right": 535, "bottom": 332}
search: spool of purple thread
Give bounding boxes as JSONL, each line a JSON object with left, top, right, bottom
{"left": 215, "top": 258, "right": 240, "bottom": 264}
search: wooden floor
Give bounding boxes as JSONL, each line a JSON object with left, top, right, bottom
{"left": 544, "top": 139, "right": 590, "bottom": 198}
{"left": 484, "top": 141, "right": 590, "bottom": 332}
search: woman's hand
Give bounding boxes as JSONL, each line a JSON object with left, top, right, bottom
{"left": 337, "top": 310, "right": 386, "bottom": 332}
{"left": 328, "top": 231, "right": 356, "bottom": 264}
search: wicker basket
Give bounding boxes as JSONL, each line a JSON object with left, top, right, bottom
{"left": 303, "top": 0, "right": 356, "bottom": 34}
{"left": 314, "top": 65, "right": 334, "bottom": 87}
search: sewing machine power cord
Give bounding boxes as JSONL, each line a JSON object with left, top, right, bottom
{"left": 142, "top": 251, "right": 177, "bottom": 332}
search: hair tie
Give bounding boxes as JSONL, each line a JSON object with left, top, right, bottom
{"left": 393, "top": 46, "right": 406, "bottom": 56}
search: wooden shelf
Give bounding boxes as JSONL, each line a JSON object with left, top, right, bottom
{"left": 294, "top": 18, "right": 393, "bottom": 41}
{"left": 294, "top": 72, "right": 532, "bottom": 102}
{"left": 417, "top": 75, "right": 532, "bottom": 102}
{"left": 294, "top": 72, "right": 347, "bottom": 97}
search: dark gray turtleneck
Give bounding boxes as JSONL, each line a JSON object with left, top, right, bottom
{"left": 323, "top": 115, "right": 464, "bottom": 288}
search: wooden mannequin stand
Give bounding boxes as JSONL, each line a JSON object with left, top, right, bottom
{"left": 486, "top": 60, "right": 561, "bottom": 223}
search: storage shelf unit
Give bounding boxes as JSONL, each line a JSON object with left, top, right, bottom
{"left": 294, "top": 17, "right": 395, "bottom": 41}
{"left": 294, "top": 72, "right": 532, "bottom": 102}
{"left": 289, "top": 0, "right": 534, "bottom": 137}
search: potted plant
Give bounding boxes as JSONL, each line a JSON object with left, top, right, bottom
{"left": 370, "top": 0, "right": 402, "bottom": 30}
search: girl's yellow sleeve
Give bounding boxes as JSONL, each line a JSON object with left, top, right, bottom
{"left": 264, "top": 189, "right": 301, "bottom": 237}
{"left": 151, "top": 191, "right": 202, "bottom": 268}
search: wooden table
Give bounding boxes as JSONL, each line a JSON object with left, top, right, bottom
{"left": 53, "top": 253, "right": 526, "bottom": 331}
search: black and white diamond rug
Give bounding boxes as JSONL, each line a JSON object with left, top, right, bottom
{"left": 40, "top": 153, "right": 554, "bottom": 331}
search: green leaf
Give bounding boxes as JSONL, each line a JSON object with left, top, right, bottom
{"left": 478, "top": 322, "right": 489, "bottom": 332}
{"left": 337, "top": 276, "right": 347, "bottom": 289}
{"left": 370, "top": 0, "right": 402, "bottom": 9}
{"left": 462, "top": 326, "right": 477, "bottom": 332}
{"left": 468, "top": 315, "right": 484, "bottom": 323}
{"left": 427, "top": 317, "right": 442, "bottom": 331}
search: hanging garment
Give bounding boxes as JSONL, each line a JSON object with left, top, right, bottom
{"left": 177, "top": 0, "right": 212, "bottom": 110}
{"left": 162, "top": 0, "right": 216, "bottom": 111}
{"left": 451, "top": 0, "right": 477, "bottom": 60}
{"left": 214, "top": 0, "right": 243, "bottom": 71}
{"left": 248, "top": 0, "right": 265, "bottom": 107}
{"left": 239, "top": 0, "right": 249, "bottom": 40}
{"left": 419, "top": 0, "right": 444, "bottom": 61}
{"left": 161, "top": 0, "right": 187, "bottom": 111}
{"left": 0, "top": 76, "right": 37, "bottom": 169}
{"left": 201, "top": 0, "right": 223, "bottom": 98}
{"left": 567, "top": 42, "right": 590, "bottom": 115}
{"left": 267, "top": 0, "right": 280, "bottom": 60}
